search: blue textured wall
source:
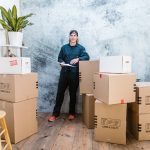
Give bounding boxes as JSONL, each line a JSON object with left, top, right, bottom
{"left": 21, "top": 0, "right": 150, "bottom": 112}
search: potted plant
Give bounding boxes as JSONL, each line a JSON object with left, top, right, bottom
{"left": 0, "top": 5, "right": 33, "bottom": 46}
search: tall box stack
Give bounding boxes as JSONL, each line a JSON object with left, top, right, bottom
{"left": 0, "top": 38, "right": 38, "bottom": 143}
{"left": 79, "top": 60, "right": 99, "bottom": 129}
{"left": 128, "top": 82, "right": 150, "bottom": 140}
{"left": 0, "top": 74, "right": 38, "bottom": 144}
{"left": 82, "top": 94, "right": 95, "bottom": 129}
{"left": 93, "top": 56, "right": 136, "bottom": 145}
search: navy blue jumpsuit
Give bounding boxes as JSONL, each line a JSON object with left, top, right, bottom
{"left": 52, "top": 43, "right": 90, "bottom": 117}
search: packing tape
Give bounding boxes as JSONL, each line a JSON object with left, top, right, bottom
{"left": 121, "top": 99, "right": 125, "bottom": 104}
{"left": 99, "top": 74, "right": 103, "bottom": 78}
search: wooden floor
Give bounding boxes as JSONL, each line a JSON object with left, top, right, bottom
{"left": 12, "top": 113, "right": 150, "bottom": 150}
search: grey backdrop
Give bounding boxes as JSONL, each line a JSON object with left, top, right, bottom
{"left": 21, "top": 0, "right": 150, "bottom": 112}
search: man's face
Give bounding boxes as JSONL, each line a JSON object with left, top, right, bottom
{"left": 69, "top": 32, "right": 78, "bottom": 43}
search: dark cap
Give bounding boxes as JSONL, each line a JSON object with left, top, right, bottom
{"left": 69, "top": 30, "right": 78, "bottom": 36}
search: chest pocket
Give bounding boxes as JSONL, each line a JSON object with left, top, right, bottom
{"left": 70, "top": 48, "right": 80, "bottom": 59}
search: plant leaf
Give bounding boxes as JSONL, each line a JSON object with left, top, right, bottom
{"left": 8, "top": 9, "right": 15, "bottom": 30}
{"left": 0, "top": 19, "right": 12, "bottom": 30}
{"left": 12, "top": 5, "right": 17, "bottom": 20}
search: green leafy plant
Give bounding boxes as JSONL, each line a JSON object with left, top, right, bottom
{"left": 0, "top": 5, "right": 34, "bottom": 32}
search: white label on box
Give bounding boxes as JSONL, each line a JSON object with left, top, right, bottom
{"left": 9, "top": 59, "right": 18, "bottom": 66}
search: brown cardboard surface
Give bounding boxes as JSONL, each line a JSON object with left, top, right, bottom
{"left": 94, "top": 100, "right": 127, "bottom": 144}
{"left": 82, "top": 94, "right": 95, "bottom": 129}
{"left": 129, "top": 82, "right": 150, "bottom": 114}
{"left": 0, "top": 98, "right": 38, "bottom": 144}
{"left": 0, "top": 73, "right": 38, "bottom": 102}
{"left": 128, "top": 110, "right": 150, "bottom": 141}
{"left": 79, "top": 60, "right": 99, "bottom": 94}
{"left": 93, "top": 73, "right": 136, "bottom": 104}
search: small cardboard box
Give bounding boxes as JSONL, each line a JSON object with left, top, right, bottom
{"left": 129, "top": 82, "right": 150, "bottom": 114}
{"left": 0, "top": 57, "right": 31, "bottom": 74}
{"left": 94, "top": 100, "right": 127, "bottom": 144}
{"left": 82, "top": 94, "right": 95, "bottom": 129}
{"left": 79, "top": 60, "right": 99, "bottom": 94}
{"left": 93, "top": 73, "right": 136, "bottom": 104}
{"left": 0, "top": 73, "right": 38, "bottom": 102}
{"left": 0, "top": 98, "right": 38, "bottom": 144}
{"left": 128, "top": 110, "right": 150, "bottom": 141}
{"left": 99, "top": 56, "right": 132, "bottom": 73}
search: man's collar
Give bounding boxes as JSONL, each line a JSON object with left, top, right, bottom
{"left": 68, "top": 43, "right": 78, "bottom": 47}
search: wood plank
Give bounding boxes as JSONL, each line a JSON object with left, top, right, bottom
{"left": 126, "top": 131, "right": 142, "bottom": 150}
{"left": 11, "top": 113, "right": 150, "bottom": 150}
{"left": 72, "top": 117, "right": 95, "bottom": 150}
{"left": 139, "top": 141, "right": 150, "bottom": 150}
{"left": 51, "top": 114, "right": 79, "bottom": 150}
{"left": 109, "top": 143, "right": 128, "bottom": 150}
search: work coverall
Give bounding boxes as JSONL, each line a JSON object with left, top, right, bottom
{"left": 52, "top": 43, "right": 90, "bottom": 117}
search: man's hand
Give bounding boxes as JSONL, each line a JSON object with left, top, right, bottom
{"left": 60, "top": 62, "right": 65, "bottom": 67}
{"left": 70, "top": 58, "right": 79, "bottom": 65}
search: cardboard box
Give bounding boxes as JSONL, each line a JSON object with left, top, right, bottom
{"left": 0, "top": 98, "right": 38, "bottom": 144}
{"left": 0, "top": 57, "right": 31, "bottom": 74}
{"left": 99, "top": 56, "right": 132, "bottom": 73}
{"left": 82, "top": 94, "right": 95, "bottom": 129}
{"left": 0, "top": 73, "right": 38, "bottom": 102}
{"left": 129, "top": 82, "right": 150, "bottom": 114}
{"left": 79, "top": 60, "right": 99, "bottom": 94}
{"left": 93, "top": 73, "right": 136, "bottom": 104}
{"left": 128, "top": 110, "right": 150, "bottom": 141}
{"left": 94, "top": 100, "right": 127, "bottom": 144}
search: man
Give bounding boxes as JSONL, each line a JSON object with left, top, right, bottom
{"left": 48, "top": 30, "right": 90, "bottom": 122}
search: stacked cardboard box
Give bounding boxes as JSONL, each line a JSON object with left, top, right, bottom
{"left": 79, "top": 60, "right": 99, "bottom": 94}
{"left": 93, "top": 56, "right": 136, "bottom": 145}
{"left": 79, "top": 60, "right": 99, "bottom": 129}
{"left": 82, "top": 94, "right": 95, "bottom": 129}
{"left": 0, "top": 73, "right": 38, "bottom": 143}
{"left": 94, "top": 100, "right": 127, "bottom": 144}
{"left": 0, "top": 37, "right": 38, "bottom": 144}
{"left": 128, "top": 82, "right": 150, "bottom": 140}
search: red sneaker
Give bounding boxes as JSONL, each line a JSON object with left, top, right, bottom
{"left": 48, "top": 116, "right": 57, "bottom": 122}
{"left": 68, "top": 114, "right": 75, "bottom": 120}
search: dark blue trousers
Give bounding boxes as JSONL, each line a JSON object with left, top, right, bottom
{"left": 53, "top": 67, "right": 79, "bottom": 117}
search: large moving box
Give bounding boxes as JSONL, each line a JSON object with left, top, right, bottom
{"left": 93, "top": 73, "right": 136, "bottom": 104}
{"left": 0, "top": 73, "right": 38, "bottom": 102}
{"left": 129, "top": 82, "right": 150, "bottom": 114}
{"left": 0, "top": 57, "right": 31, "bottom": 74}
{"left": 128, "top": 110, "right": 150, "bottom": 141}
{"left": 94, "top": 100, "right": 127, "bottom": 144}
{"left": 79, "top": 60, "right": 99, "bottom": 94}
{"left": 82, "top": 94, "right": 95, "bottom": 129}
{"left": 99, "top": 56, "right": 132, "bottom": 73}
{"left": 0, "top": 98, "right": 38, "bottom": 144}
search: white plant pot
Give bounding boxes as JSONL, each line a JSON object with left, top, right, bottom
{"left": 8, "top": 32, "right": 23, "bottom": 46}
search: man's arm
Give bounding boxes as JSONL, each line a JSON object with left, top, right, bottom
{"left": 70, "top": 47, "right": 90, "bottom": 65}
{"left": 79, "top": 47, "right": 90, "bottom": 61}
{"left": 58, "top": 47, "right": 64, "bottom": 63}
